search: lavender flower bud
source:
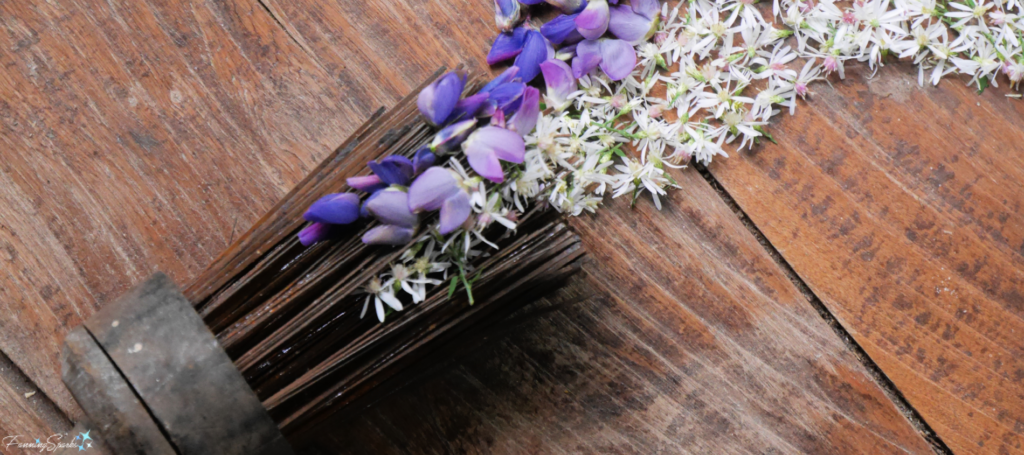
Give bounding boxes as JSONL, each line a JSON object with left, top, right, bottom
{"left": 494, "top": 0, "right": 522, "bottom": 32}
{"left": 417, "top": 71, "right": 467, "bottom": 126}
{"left": 367, "top": 155, "right": 414, "bottom": 186}
{"left": 430, "top": 119, "right": 477, "bottom": 152}
{"left": 304, "top": 193, "right": 361, "bottom": 225}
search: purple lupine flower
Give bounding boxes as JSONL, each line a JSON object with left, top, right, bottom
{"left": 513, "top": 30, "right": 552, "bottom": 83}
{"left": 408, "top": 167, "right": 473, "bottom": 235}
{"left": 418, "top": 71, "right": 466, "bottom": 126}
{"left": 494, "top": 0, "right": 521, "bottom": 31}
{"left": 508, "top": 87, "right": 540, "bottom": 136}
{"left": 363, "top": 189, "right": 418, "bottom": 245}
{"left": 571, "top": 38, "right": 636, "bottom": 80}
{"left": 480, "top": 67, "right": 521, "bottom": 93}
{"left": 462, "top": 126, "right": 526, "bottom": 183}
{"left": 298, "top": 222, "right": 336, "bottom": 246}
{"left": 367, "top": 155, "right": 414, "bottom": 186}
{"left": 572, "top": 39, "right": 603, "bottom": 77}
{"left": 487, "top": 27, "right": 528, "bottom": 65}
{"left": 347, "top": 174, "right": 387, "bottom": 193}
{"left": 412, "top": 146, "right": 436, "bottom": 175}
{"left": 608, "top": 4, "right": 659, "bottom": 44}
{"left": 575, "top": 0, "right": 609, "bottom": 40}
{"left": 540, "top": 14, "right": 583, "bottom": 44}
{"left": 304, "top": 193, "right": 361, "bottom": 224}
{"left": 539, "top": 59, "right": 577, "bottom": 111}
{"left": 430, "top": 119, "right": 478, "bottom": 152}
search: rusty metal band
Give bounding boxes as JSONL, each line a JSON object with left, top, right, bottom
{"left": 61, "top": 273, "right": 294, "bottom": 455}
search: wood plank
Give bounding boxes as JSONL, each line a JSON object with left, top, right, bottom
{"left": 0, "top": 0, "right": 360, "bottom": 417}
{"left": 708, "top": 62, "right": 1024, "bottom": 454}
{"left": 301, "top": 167, "right": 936, "bottom": 453}
{"left": 0, "top": 349, "right": 71, "bottom": 446}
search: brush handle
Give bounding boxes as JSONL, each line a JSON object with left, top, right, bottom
{"left": 61, "top": 273, "right": 293, "bottom": 455}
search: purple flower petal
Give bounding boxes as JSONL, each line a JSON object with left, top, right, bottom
{"left": 487, "top": 28, "right": 528, "bottom": 65}
{"left": 572, "top": 39, "right": 603, "bottom": 77}
{"left": 304, "top": 193, "right": 361, "bottom": 224}
{"left": 599, "top": 38, "right": 637, "bottom": 80}
{"left": 417, "top": 71, "right": 466, "bottom": 126}
{"left": 366, "top": 190, "right": 418, "bottom": 228}
{"left": 347, "top": 174, "right": 387, "bottom": 193}
{"left": 575, "top": 0, "right": 609, "bottom": 40}
{"left": 494, "top": 0, "right": 521, "bottom": 31}
{"left": 464, "top": 126, "right": 525, "bottom": 182}
{"left": 540, "top": 59, "right": 576, "bottom": 109}
{"left": 412, "top": 146, "right": 436, "bottom": 176}
{"left": 367, "top": 155, "right": 414, "bottom": 186}
{"left": 430, "top": 119, "right": 477, "bottom": 152}
{"left": 448, "top": 92, "right": 491, "bottom": 122}
{"left": 540, "top": 14, "right": 581, "bottom": 44}
{"left": 513, "top": 30, "right": 549, "bottom": 82}
{"left": 439, "top": 191, "right": 472, "bottom": 234}
{"left": 519, "top": 0, "right": 546, "bottom": 4}
{"left": 631, "top": 0, "right": 659, "bottom": 19}
{"left": 362, "top": 225, "right": 415, "bottom": 246}
{"left": 608, "top": 5, "right": 655, "bottom": 44}
{"left": 487, "top": 82, "right": 526, "bottom": 115}
{"left": 298, "top": 222, "right": 335, "bottom": 246}
{"left": 465, "top": 144, "right": 504, "bottom": 183}
{"left": 480, "top": 66, "right": 521, "bottom": 93}
{"left": 509, "top": 87, "right": 540, "bottom": 136}
{"left": 408, "top": 167, "right": 461, "bottom": 212}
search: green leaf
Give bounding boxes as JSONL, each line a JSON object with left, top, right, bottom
{"left": 977, "top": 76, "right": 990, "bottom": 94}
{"left": 447, "top": 276, "right": 458, "bottom": 299}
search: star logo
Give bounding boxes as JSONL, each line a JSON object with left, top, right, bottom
{"left": 79, "top": 430, "right": 92, "bottom": 442}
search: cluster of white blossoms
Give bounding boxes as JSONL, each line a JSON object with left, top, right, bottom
{"left": 524, "top": 0, "right": 1024, "bottom": 215}
{"left": 361, "top": 0, "right": 1023, "bottom": 322}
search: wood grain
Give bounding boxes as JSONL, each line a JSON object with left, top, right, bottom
{"left": 708, "top": 62, "right": 1024, "bottom": 454}
{"left": 0, "top": 0, "right": 362, "bottom": 418}
{"left": 300, "top": 165, "right": 935, "bottom": 453}
{"left": 0, "top": 349, "right": 71, "bottom": 446}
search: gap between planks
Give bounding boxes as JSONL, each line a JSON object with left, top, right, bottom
{"left": 694, "top": 162, "right": 953, "bottom": 455}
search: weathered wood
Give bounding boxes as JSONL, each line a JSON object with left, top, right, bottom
{"left": 0, "top": 349, "right": 71, "bottom": 447}
{"left": 708, "top": 62, "right": 1024, "bottom": 454}
{"left": 61, "top": 327, "right": 175, "bottom": 455}
{"left": 0, "top": 0, "right": 364, "bottom": 417}
{"left": 82, "top": 273, "right": 293, "bottom": 455}
{"left": 300, "top": 165, "right": 937, "bottom": 453}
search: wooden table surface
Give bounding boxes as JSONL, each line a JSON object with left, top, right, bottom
{"left": 0, "top": 0, "right": 1021, "bottom": 453}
